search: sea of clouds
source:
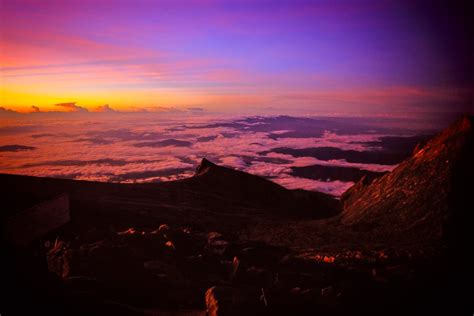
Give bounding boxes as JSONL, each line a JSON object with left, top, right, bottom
{"left": 0, "top": 112, "right": 430, "bottom": 196}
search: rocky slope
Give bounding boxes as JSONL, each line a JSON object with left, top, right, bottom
{"left": 341, "top": 115, "right": 473, "bottom": 245}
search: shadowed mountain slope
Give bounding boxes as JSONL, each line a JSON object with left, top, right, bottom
{"left": 0, "top": 157, "right": 339, "bottom": 231}
{"left": 182, "top": 158, "right": 339, "bottom": 217}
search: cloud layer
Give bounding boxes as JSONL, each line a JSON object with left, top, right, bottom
{"left": 0, "top": 114, "right": 431, "bottom": 196}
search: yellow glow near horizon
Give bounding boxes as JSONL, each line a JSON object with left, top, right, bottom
{"left": 0, "top": 84, "right": 274, "bottom": 113}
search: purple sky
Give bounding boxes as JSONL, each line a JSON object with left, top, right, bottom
{"left": 1, "top": 0, "right": 472, "bottom": 117}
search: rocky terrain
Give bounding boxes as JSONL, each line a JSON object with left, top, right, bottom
{"left": 1, "top": 116, "right": 473, "bottom": 315}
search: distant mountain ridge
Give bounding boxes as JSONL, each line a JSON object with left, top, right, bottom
{"left": 185, "top": 157, "right": 339, "bottom": 218}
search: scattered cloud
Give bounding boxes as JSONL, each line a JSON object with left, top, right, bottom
{"left": 219, "top": 156, "right": 248, "bottom": 169}
{"left": 0, "top": 107, "right": 16, "bottom": 113}
{"left": 0, "top": 107, "right": 21, "bottom": 118}
{"left": 187, "top": 107, "right": 205, "bottom": 112}
{"left": 134, "top": 139, "right": 192, "bottom": 148}
{"left": 196, "top": 135, "right": 218, "bottom": 142}
{"left": 273, "top": 176, "right": 354, "bottom": 196}
{"left": 0, "top": 144, "right": 36, "bottom": 152}
{"left": 95, "top": 104, "right": 117, "bottom": 112}
{"left": 55, "top": 102, "right": 88, "bottom": 112}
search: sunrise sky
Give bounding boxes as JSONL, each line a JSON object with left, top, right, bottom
{"left": 1, "top": 0, "right": 472, "bottom": 193}
{"left": 0, "top": 0, "right": 472, "bottom": 116}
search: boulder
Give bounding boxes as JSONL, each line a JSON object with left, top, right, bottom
{"left": 206, "top": 233, "right": 229, "bottom": 255}
{"left": 207, "top": 232, "right": 223, "bottom": 241}
{"left": 205, "top": 286, "right": 235, "bottom": 316}
{"left": 205, "top": 286, "right": 264, "bottom": 316}
{"left": 159, "top": 224, "right": 170, "bottom": 232}
{"left": 165, "top": 228, "right": 200, "bottom": 256}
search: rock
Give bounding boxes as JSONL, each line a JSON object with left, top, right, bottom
{"left": 159, "top": 224, "right": 170, "bottom": 232}
{"left": 47, "top": 240, "right": 67, "bottom": 276}
{"left": 182, "top": 227, "right": 192, "bottom": 234}
{"left": 378, "top": 251, "right": 389, "bottom": 260}
{"left": 205, "top": 286, "right": 235, "bottom": 316}
{"left": 321, "top": 285, "right": 334, "bottom": 296}
{"left": 206, "top": 234, "right": 229, "bottom": 255}
{"left": 61, "top": 248, "right": 79, "bottom": 278}
{"left": 260, "top": 288, "right": 268, "bottom": 307}
{"left": 230, "top": 256, "right": 240, "bottom": 280}
{"left": 205, "top": 286, "right": 263, "bottom": 316}
{"left": 165, "top": 229, "right": 199, "bottom": 255}
{"left": 117, "top": 227, "right": 136, "bottom": 235}
{"left": 221, "top": 256, "right": 242, "bottom": 282}
{"left": 165, "top": 240, "right": 176, "bottom": 250}
{"left": 341, "top": 116, "right": 474, "bottom": 244}
{"left": 323, "top": 256, "right": 335, "bottom": 263}
{"left": 60, "top": 242, "right": 144, "bottom": 283}
{"left": 207, "top": 232, "right": 223, "bottom": 241}
{"left": 49, "top": 238, "right": 66, "bottom": 253}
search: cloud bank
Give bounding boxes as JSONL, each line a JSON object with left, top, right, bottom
{"left": 0, "top": 115, "right": 430, "bottom": 196}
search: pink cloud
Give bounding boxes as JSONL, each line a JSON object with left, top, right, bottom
{"left": 55, "top": 102, "right": 88, "bottom": 112}
{"left": 0, "top": 114, "right": 411, "bottom": 196}
{"left": 273, "top": 175, "right": 353, "bottom": 196}
{"left": 94, "top": 104, "right": 117, "bottom": 113}
{"left": 218, "top": 156, "right": 247, "bottom": 169}
{"left": 263, "top": 152, "right": 396, "bottom": 173}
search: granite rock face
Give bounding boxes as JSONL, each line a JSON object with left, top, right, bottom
{"left": 341, "top": 115, "right": 473, "bottom": 244}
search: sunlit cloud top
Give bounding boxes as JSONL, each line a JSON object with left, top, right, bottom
{"left": 0, "top": 0, "right": 472, "bottom": 116}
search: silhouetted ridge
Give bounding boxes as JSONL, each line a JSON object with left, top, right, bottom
{"left": 190, "top": 158, "right": 339, "bottom": 218}
{"left": 193, "top": 157, "right": 286, "bottom": 191}
{"left": 195, "top": 158, "right": 217, "bottom": 176}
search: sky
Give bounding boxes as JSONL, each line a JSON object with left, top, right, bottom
{"left": 1, "top": 0, "right": 472, "bottom": 117}
{"left": 1, "top": 1, "right": 471, "bottom": 194}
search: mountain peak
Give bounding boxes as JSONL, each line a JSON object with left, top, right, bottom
{"left": 453, "top": 114, "right": 472, "bottom": 132}
{"left": 195, "top": 158, "right": 216, "bottom": 176}
{"left": 187, "top": 157, "right": 339, "bottom": 218}
{"left": 422, "top": 114, "right": 472, "bottom": 148}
